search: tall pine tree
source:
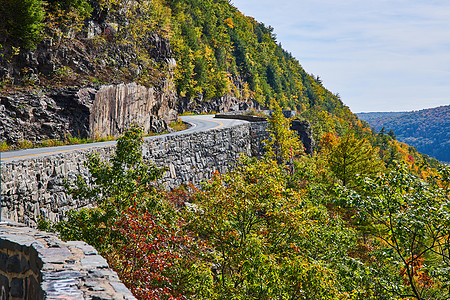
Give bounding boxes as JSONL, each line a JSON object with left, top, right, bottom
{"left": 325, "top": 132, "right": 383, "bottom": 188}
{"left": 0, "top": 0, "right": 44, "bottom": 49}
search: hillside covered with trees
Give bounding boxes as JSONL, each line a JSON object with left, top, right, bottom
{"left": 2, "top": 0, "right": 450, "bottom": 299}
{"left": 358, "top": 105, "right": 450, "bottom": 162}
{"left": 1, "top": 0, "right": 430, "bottom": 165}
{"left": 0, "top": 0, "right": 353, "bottom": 126}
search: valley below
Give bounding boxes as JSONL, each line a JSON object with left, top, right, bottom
{"left": 358, "top": 105, "right": 450, "bottom": 163}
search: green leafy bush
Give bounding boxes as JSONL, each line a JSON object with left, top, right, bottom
{"left": 46, "top": 0, "right": 92, "bottom": 17}
{"left": 53, "top": 125, "right": 164, "bottom": 249}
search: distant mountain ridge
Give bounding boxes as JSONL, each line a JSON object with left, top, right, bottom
{"left": 357, "top": 111, "right": 408, "bottom": 121}
{"left": 357, "top": 105, "right": 450, "bottom": 162}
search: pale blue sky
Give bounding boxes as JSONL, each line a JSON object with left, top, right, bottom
{"left": 231, "top": 0, "right": 450, "bottom": 112}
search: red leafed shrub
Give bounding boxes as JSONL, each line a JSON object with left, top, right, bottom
{"left": 109, "top": 206, "right": 187, "bottom": 300}
{"left": 164, "top": 187, "right": 192, "bottom": 210}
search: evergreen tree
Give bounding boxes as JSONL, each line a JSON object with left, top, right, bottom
{"left": 325, "top": 132, "right": 383, "bottom": 188}
{"left": 0, "top": 0, "right": 44, "bottom": 49}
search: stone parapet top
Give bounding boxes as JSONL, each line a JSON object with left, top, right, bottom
{"left": 214, "top": 113, "right": 268, "bottom": 122}
{"left": 0, "top": 220, "right": 136, "bottom": 300}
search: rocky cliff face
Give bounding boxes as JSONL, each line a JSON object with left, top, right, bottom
{"left": 0, "top": 82, "right": 177, "bottom": 145}
{"left": 291, "top": 119, "right": 315, "bottom": 155}
{"left": 177, "top": 93, "right": 262, "bottom": 114}
{"left": 90, "top": 82, "right": 177, "bottom": 138}
{"left": 0, "top": 88, "right": 94, "bottom": 144}
{"left": 0, "top": 0, "right": 180, "bottom": 146}
{"left": 0, "top": 1, "right": 269, "bottom": 146}
{"left": 0, "top": 1, "right": 175, "bottom": 88}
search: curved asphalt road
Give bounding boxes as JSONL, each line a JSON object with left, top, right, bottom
{"left": 0, "top": 115, "right": 248, "bottom": 162}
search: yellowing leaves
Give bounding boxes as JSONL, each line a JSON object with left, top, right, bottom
{"left": 324, "top": 132, "right": 384, "bottom": 188}
{"left": 265, "top": 101, "right": 302, "bottom": 162}
{"left": 320, "top": 131, "right": 338, "bottom": 151}
{"left": 224, "top": 17, "right": 234, "bottom": 28}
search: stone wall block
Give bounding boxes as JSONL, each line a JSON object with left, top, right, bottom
{"left": 0, "top": 252, "right": 7, "bottom": 270}
{"left": 30, "top": 251, "right": 43, "bottom": 275}
{"left": 2, "top": 122, "right": 269, "bottom": 227}
{"left": 7, "top": 255, "right": 30, "bottom": 274}
{"left": 0, "top": 222, "right": 138, "bottom": 298}
{"left": 27, "top": 275, "right": 41, "bottom": 299}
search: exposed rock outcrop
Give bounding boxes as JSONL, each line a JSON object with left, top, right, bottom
{"left": 214, "top": 111, "right": 316, "bottom": 155}
{"left": 0, "top": 3, "right": 175, "bottom": 87}
{"left": 90, "top": 82, "right": 177, "bottom": 138}
{"left": 0, "top": 1, "right": 274, "bottom": 145}
{"left": 291, "top": 119, "right": 315, "bottom": 155}
{"left": 0, "top": 87, "right": 94, "bottom": 144}
{"left": 177, "top": 93, "right": 262, "bottom": 114}
{"left": 0, "top": 1, "right": 180, "bottom": 145}
{"left": 0, "top": 82, "right": 178, "bottom": 145}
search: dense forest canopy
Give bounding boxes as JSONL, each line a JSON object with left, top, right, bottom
{"left": 44, "top": 120, "right": 449, "bottom": 299}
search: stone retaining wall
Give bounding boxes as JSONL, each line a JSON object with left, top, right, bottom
{"left": 0, "top": 221, "right": 136, "bottom": 299}
{"left": 1, "top": 122, "right": 269, "bottom": 228}
{"left": 215, "top": 113, "right": 268, "bottom": 122}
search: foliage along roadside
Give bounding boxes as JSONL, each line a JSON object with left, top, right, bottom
{"left": 40, "top": 110, "right": 450, "bottom": 299}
